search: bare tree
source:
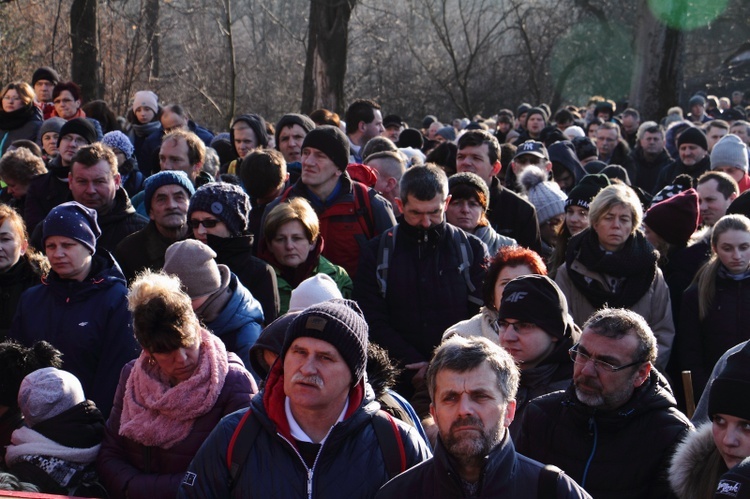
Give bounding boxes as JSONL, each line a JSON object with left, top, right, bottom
{"left": 71, "top": 0, "right": 100, "bottom": 100}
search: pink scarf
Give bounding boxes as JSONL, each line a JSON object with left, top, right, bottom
{"left": 119, "top": 329, "right": 229, "bottom": 449}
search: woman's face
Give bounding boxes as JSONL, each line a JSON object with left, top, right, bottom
{"left": 493, "top": 264, "right": 534, "bottom": 309}
{"left": 446, "top": 197, "right": 484, "bottom": 232}
{"left": 135, "top": 106, "right": 155, "bottom": 124}
{"left": 715, "top": 229, "right": 750, "bottom": 275}
{"left": 713, "top": 413, "right": 750, "bottom": 469}
{"left": 497, "top": 319, "right": 557, "bottom": 370}
{"left": 593, "top": 204, "right": 633, "bottom": 252}
{"left": 268, "top": 220, "right": 314, "bottom": 268}
{"left": 2, "top": 89, "right": 24, "bottom": 113}
{"left": 53, "top": 90, "right": 81, "bottom": 119}
{"left": 566, "top": 205, "right": 589, "bottom": 236}
{"left": 643, "top": 224, "right": 665, "bottom": 251}
{"left": 42, "top": 131, "right": 59, "bottom": 156}
{"left": 44, "top": 235, "right": 92, "bottom": 281}
{"left": 150, "top": 337, "right": 201, "bottom": 385}
{"left": 587, "top": 123, "right": 599, "bottom": 139}
{"left": 0, "top": 219, "right": 27, "bottom": 272}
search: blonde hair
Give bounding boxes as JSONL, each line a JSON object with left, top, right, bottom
{"left": 589, "top": 184, "right": 643, "bottom": 237}
{"left": 1, "top": 82, "right": 35, "bottom": 107}
{"left": 263, "top": 197, "right": 320, "bottom": 244}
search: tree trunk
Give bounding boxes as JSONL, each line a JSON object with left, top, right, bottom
{"left": 301, "top": 0, "right": 356, "bottom": 115}
{"left": 70, "top": 0, "right": 100, "bottom": 101}
{"left": 628, "top": 0, "right": 683, "bottom": 121}
{"left": 144, "top": 0, "right": 160, "bottom": 81}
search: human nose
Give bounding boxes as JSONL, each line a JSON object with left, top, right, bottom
{"left": 723, "top": 426, "right": 740, "bottom": 447}
{"left": 457, "top": 393, "right": 475, "bottom": 416}
{"left": 419, "top": 215, "right": 431, "bottom": 228}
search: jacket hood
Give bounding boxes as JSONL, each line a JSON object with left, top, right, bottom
{"left": 205, "top": 274, "right": 263, "bottom": 334}
{"left": 669, "top": 423, "right": 726, "bottom": 499}
{"left": 548, "top": 140, "right": 586, "bottom": 184}
{"left": 44, "top": 249, "right": 127, "bottom": 302}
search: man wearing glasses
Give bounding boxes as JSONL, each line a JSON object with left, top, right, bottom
{"left": 516, "top": 308, "right": 692, "bottom": 499}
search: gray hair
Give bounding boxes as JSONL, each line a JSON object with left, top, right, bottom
{"left": 582, "top": 308, "right": 657, "bottom": 364}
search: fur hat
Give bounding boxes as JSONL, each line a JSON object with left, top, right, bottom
{"left": 102, "top": 131, "right": 135, "bottom": 159}
{"left": 498, "top": 274, "right": 576, "bottom": 340}
{"left": 132, "top": 90, "right": 159, "bottom": 114}
{"left": 282, "top": 299, "right": 368, "bottom": 385}
{"left": 18, "top": 367, "right": 85, "bottom": 427}
{"left": 644, "top": 188, "right": 699, "bottom": 246}
{"left": 519, "top": 166, "right": 566, "bottom": 224}
{"left": 709, "top": 343, "right": 750, "bottom": 422}
{"left": 396, "top": 129, "right": 423, "bottom": 150}
{"left": 42, "top": 201, "right": 100, "bottom": 254}
{"left": 143, "top": 170, "right": 195, "bottom": 214}
{"left": 712, "top": 134, "right": 749, "bottom": 173}
{"left": 163, "top": 240, "right": 225, "bottom": 299}
{"left": 678, "top": 127, "right": 708, "bottom": 151}
{"left": 187, "top": 182, "right": 250, "bottom": 236}
{"left": 301, "top": 125, "right": 350, "bottom": 171}
{"left": 58, "top": 117, "right": 97, "bottom": 147}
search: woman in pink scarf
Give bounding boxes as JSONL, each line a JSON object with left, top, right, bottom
{"left": 97, "top": 270, "right": 257, "bottom": 499}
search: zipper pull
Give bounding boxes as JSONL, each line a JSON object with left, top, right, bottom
{"left": 307, "top": 469, "right": 313, "bottom": 498}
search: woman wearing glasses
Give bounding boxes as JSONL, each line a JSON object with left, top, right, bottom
{"left": 0, "top": 82, "right": 43, "bottom": 155}
{"left": 50, "top": 82, "right": 85, "bottom": 121}
{"left": 555, "top": 184, "right": 674, "bottom": 372}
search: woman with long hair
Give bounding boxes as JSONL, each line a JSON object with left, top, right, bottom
{"left": 0, "top": 82, "right": 42, "bottom": 156}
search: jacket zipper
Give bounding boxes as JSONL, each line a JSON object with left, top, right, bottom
{"left": 278, "top": 424, "right": 335, "bottom": 499}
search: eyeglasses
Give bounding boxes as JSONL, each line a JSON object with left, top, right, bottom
{"left": 53, "top": 98, "right": 75, "bottom": 104}
{"left": 568, "top": 344, "right": 644, "bottom": 373}
{"left": 189, "top": 219, "right": 220, "bottom": 229}
{"left": 492, "top": 319, "right": 538, "bottom": 335}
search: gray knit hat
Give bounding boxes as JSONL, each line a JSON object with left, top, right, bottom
{"left": 712, "top": 134, "right": 749, "bottom": 173}
{"left": 18, "top": 367, "right": 85, "bottom": 427}
{"left": 38, "top": 117, "right": 66, "bottom": 143}
{"left": 449, "top": 172, "right": 490, "bottom": 210}
{"left": 275, "top": 114, "right": 315, "bottom": 151}
{"left": 163, "top": 240, "right": 226, "bottom": 299}
{"left": 187, "top": 182, "right": 251, "bottom": 236}
{"left": 301, "top": 126, "right": 350, "bottom": 171}
{"left": 282, "top": 299, "right": 369, "bottom": 385}
{"left": 518, "top": 166, "right": 566, "bottom": 223}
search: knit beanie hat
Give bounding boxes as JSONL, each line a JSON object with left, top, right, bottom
{"left": 572, "top": 136, "right": 598, "bottom": 162}
{"left": 57, "top": 117, "right": 97, "bottom": 147}
{"left": 301, "top": 125, "right": 350, "bottom": 171}
{"left": 102, "top": 130, "right": 135, "bottom": 159}
{"left": 32, "top": 66, "right": 60, "bottom": 86}
{"left": 498, "top": 275, "right": 575, "bottom": 340}
{"left": 396, "top": 128, "right": 423, "bottom": 150}
{"left": 601, "top": 165, "right": 632, "bottom": 186}
{"left": 644, "top": 188, "right": 699, "bottom": 246}
{"left": 282, "top": 299, "right": 368, "bottom": 385}
{"left": 38, "top": 117, "right": 66, "bottom": 141}
{"left": 422, "top": 115, "right": 438, "bottom": 129}
{"left": 677, "top": 127, "right": 708, "bottom": 151}
{"left": 42, "top": 201, "right": 100, "bottom": 254}
{"left": 689, "top": 95, "right": 706, "bottom": 108}
{"left": 712, "top": 134, "right": 749, "bottom": 173}
{"left": 18, "top": 367, "right": 85, "bottom": 427}
{"left": 0, "top": 340, "right": 62, "bottom": 407}
{"left": 565, "top": 174, "right": 610, "bottom": 210}
{"left": 518, "top": 166, "right": 566, "bottom": 223}
{"left": 449, "top": 172, "right": 490, "bottom": 210}
{"left": 275, "top": 114, "right": 315, "bottom": 150}
{"left": 527, "top": 107, "right": 548, "bottom": 123}
{"left": 132, "top": 90, "right": 159, "bottom": 114}
{"left": 187, "top": 182, "right": 250, "bottom": 236}
{"left": 231, "top": 114, "right": 269, "bottom": 149}
{"left": 651, "top": 174, "right": 693, "bottom": 205}
{"left": 709, "top": 343, "right": 750, "bottom": 422}
{"left": 143, "top": 170, "right": 195, "bottom": 214}
{"left": 583, "top": 160, "right": 608, "bottom": 174}
{"left": 517, "top": 103, "right": 532, "bottom": 118}
{"left": 715, "top": 458, "right": 750, "bottom": 499}
{"left": 436, "top": 126, "right": 456, "bottom": 142}
{"left": 163, "top": 239, "right": 227, "bottom": 299}
{"left": 289, "top": 274, "right": 344, "bottom": 313}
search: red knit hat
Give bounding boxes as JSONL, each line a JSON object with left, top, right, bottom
{"left": 643, "top": 188, "right": 699, "bottom": 245}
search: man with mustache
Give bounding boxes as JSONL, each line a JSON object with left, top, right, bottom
{"left": 376, "top": 335, "right": 589, "bottom": 498}
{"left": 516, "top": 308, "right": 693, "bottom": 499}
{"left": 180, "top": 299, "right": 430, "bottom": 498}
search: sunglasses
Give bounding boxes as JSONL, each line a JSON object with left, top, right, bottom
{"left": 189, "top": 219, "right": 220, "bottom": 229}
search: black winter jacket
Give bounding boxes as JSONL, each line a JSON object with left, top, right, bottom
{"left": 486, "top": 177, "right": 541, "bottom": 252}
{"left": 516, "top": 371, "right": 692, "bottom": 499}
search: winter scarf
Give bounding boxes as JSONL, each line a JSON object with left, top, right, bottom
{"left": 0, "top": 103, "right": 40, "bottom": 130}
{"left": 119, "top": 328, "right": 229, "bottom": 449}
{"left": 565, "top": 228, "right": 657, "bottom": 309}
{"left": 129, "top": 119, "right": 160, "bottom": 139}
{"left": 260, "top": 236, "right": 324, "bottom": 289}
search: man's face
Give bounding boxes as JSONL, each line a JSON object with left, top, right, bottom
{"left": 430, "top": 362, "right": 515, "bottom": 460}
{"left": 706, "top": 126, "right": 728, "bottom": 152}
{"left": 714, "top": 165, "right": 745, "bottom": 184}
{"left": 149, "top": 184, "right": 190, "bottom": 231}
{"left": 278, "top": 124, "right": 307, "bottom": 163}
{"left": 383, "top": 125, "right": 402, "bottom": 142}
{"left": 596, "top": 128, "right": 618, "bottom": 157}
{"left": 691, "top": 104, "right": 705, "bottom": 118}
{"left": 397, "top": 193, "right": 450, "bottom": 229}
{"left": 233, "top": 125, "right": 259, "bottom": 159}
{"left": 526, "top": 114, "right": 545, "bottom": 135}
{"left": 58, "top": 133, "right": 89, "bottom": 166}
{"left": 639, "top": 131, "right": 665, "bottom": 155}
{"left": 573, "top": 329, "right": 649, "bottom": 411}
{"left": 69, "top": 160, "right": 120, "bottom": 212}
{"left": 730, "top": 125, "right": 750, "bottom": 146}
{"left": 160, "top": 138, "right": 198, "bottom": 181}
{"left": 622, "top": 115, "right": 639, "bottom": 134}
{"left": 456, "top": 143, "right": 498, "bottom": 185}
{"left": 34, "top": 79, "right": 55, "bottom": 102}
{"left": 301, "top": 146, "right": 342, "bottom": 192}
{"left": 697, "top": 179, "right": 735, "bottom": 226}
{"left": 427, "top": 122, "right": 441, "bottom": 140}
{"left": 510, "top": 154, "right": 546, "bottom": 177}
{"left": 160, "top": 109, "right": 187, "bottom": 132}
{"left": 679, "top": 143, "right": 707, "bottom": 167}
{"left": 361, "top": 110, "right": 384, "bottom": 144}
{"left": 283, "top": 336, "right": 353, "bottom": 414}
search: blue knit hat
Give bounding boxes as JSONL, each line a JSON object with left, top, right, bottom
{"left": 42, "top": 201, "right": 101, "bottom": 254}
{"left": 102, "top": 131, "right": 135, "bottom": 159}
{"left": 143, "top": 170, "right": 195, "bottom": 214}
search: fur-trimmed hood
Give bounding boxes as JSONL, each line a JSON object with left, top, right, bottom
{"left": 669, "top": 423, "right": 727, "bottom": 499}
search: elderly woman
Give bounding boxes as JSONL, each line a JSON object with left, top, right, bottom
{"left": 97, "top": 270, "right": 256, "bottom": 499}
{"left": 0, "top": 148, "right": 47, "bottom": 221}
{"left": 446, "top": 172, "right": 515, "bottom": 255}
{"left": 0, "top": 82, "right": 43, "bottom": 155}
{"left": 555, "top": 184, "right": 674, "bottom": 371}
{"left": 260, "top": 197, "right": 352, "bottom": 314}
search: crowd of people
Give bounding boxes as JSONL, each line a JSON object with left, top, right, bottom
{"left": 1, "top": 64, "right": 750, "bottom": 498}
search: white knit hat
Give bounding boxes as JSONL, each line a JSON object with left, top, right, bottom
{"left": 289, "top": 274, "right": 343, "bottom": 313}
{"left": 132, "top": 90, "right": 159, "bottom": 114}
{"left": 519, "top": 166, "right": 567, "bottom": 223}
{"left": 712, "top": 134, "right": 749, "bottom": 173}
{"left": 18, "top": 367, "right": 85, "bottom": 427}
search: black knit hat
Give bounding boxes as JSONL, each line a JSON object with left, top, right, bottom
{"left": 188, "top": 182, "right": 250, "bottom": 236}
{"left": 282, "top": 299, "right": 369, "bottom": 385}
{"left": 396, "top": 128, "right": 424, "bottom": 150}
{"left": 57, "top": 117, "right": 97, "bottom": 147}
{"left": 677, "top": 127, "right": 708, "bottom": 151}
{"left": 275, "top": 114, "right": 315, "bottom": 152}
{"left": 715, "top": 457, "right": 750, "bottom": 498}
{"left": 517, "top": 103, "right": 532, "bottom": 117}
{"left": 644, "top": 188, "right": 699, "bottom": 245}
{"left": 231, "top": 114, "right": 269, "bottom": 149}
{"left": 498, "top": 275, "right": 575, "bottom": 340}
{"left": 42, "top": 201, "right": 101, "bottom": 254}
{"left": 301, "top": 125, "right": 350, "bottom": 171}
{"left": 565, "top": 174, "right": 610, "bottom": 210}
{"left": 709, "top": 343, "right": 750, "bottom": 421}
{"left": 32, "top": 67, "right": 60, "bottom": 86}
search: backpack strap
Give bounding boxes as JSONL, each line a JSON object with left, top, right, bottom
{"left": 352, "top": 181, "right": 376, "bottom": 239}
{"left": 538, "top": 464, "right": 563, "bottom": 498}
{"left": 376, "top": 226, "right": 397, "bottom": 298}
{"left": 226, "top": 409, "right": 260, "bottom": 492}
{"left": 451, "top": 228, "right": 482, "bottom": 305}
{"left": 372, "top": 410, "right": 407, "bottom": 479}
